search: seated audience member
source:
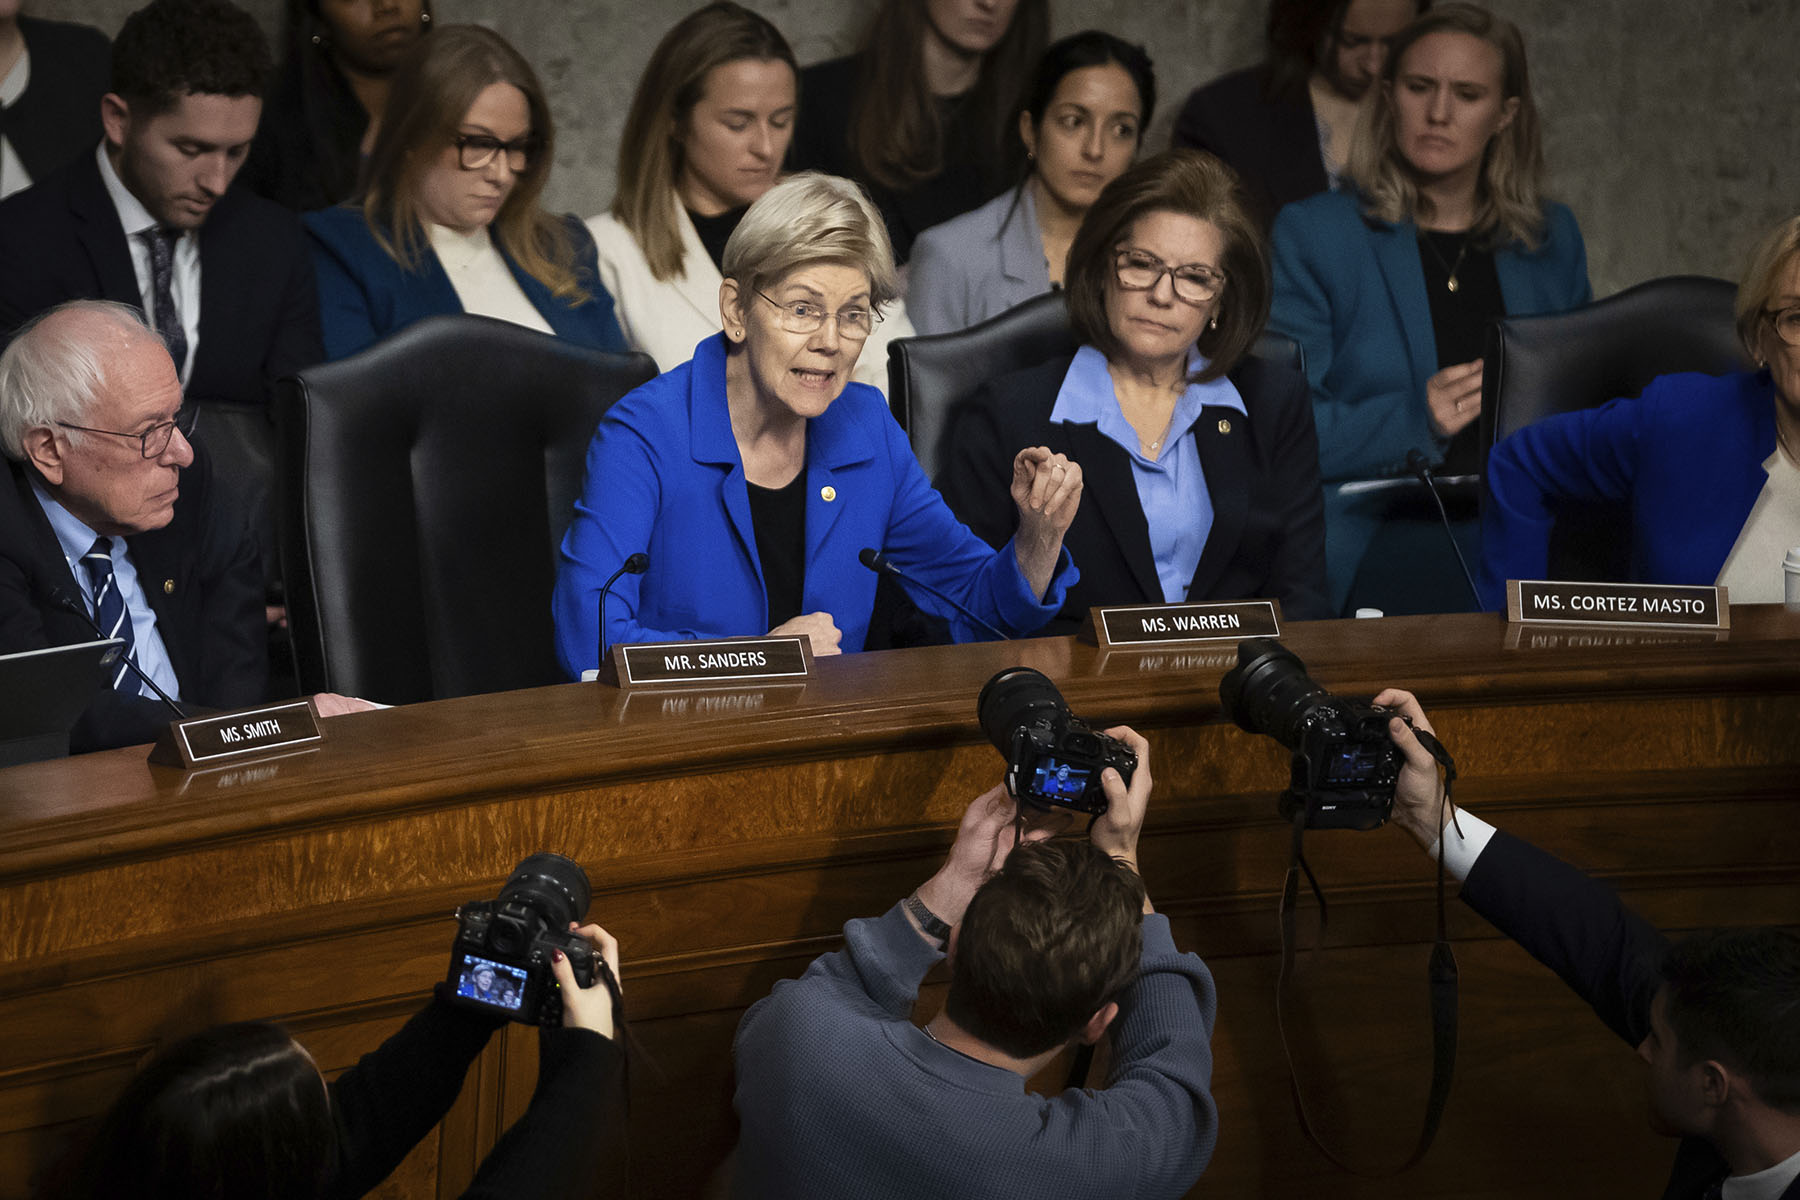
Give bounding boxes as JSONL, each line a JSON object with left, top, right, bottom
{"left": 306, "top": 25, "right": 625, "bottom": 361}
{"left": 908, "top": 30, "right": 1155, "bottom": 335}
{"left": 788, "top": 0, "right": 1048, "bottom": 264}
{"left": 1172, "top": 0, "right": 1423, "bottom": 230}
{"left": 0, "top": 303, "right": 371, "bottom": 754}
{"left": 939, "top": 150, "right": 1330, "bottom": 631}
{"left": 552, "top": 172, "right": 1080, "bottom": 673}
{"left": 591, "top": 2, "right": 910, "bottom": 394}
{"left": 63, "top": 921, "right": 625, "bottom": 1199}
{"left": 1480, "top": 215, "right": 1800, "bottom": 607}
{"left": 241, "top": 0, "right": 433, "bottom": 211}
{"left": 732, "top": 728, "right": 1217, "bottom": 1199}
{"left": 0, "top": 0, "right": 110, "bottom": 200}
{"left": 1379, "top": 689, "right": 1800, "bottom": 1200}
{"left": 1268, "top": 2, "right": 1589, "bottom": 616}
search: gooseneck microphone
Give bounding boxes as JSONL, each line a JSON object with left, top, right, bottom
{"left": 1405, "top": 450, "right": 1482, "bottom": 609}
{"left": 858, "top": 547, "right": 1009, "bottom": 642}
{"left": 49, "top": 588, "right": 188, "bottom": 718}
{"left": 596, "top": 552, "right": 651, "bottom": 669}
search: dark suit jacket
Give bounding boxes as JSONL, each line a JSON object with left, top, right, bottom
{"left": 936, "top": 350, "right": 1331, "bottom": 632}
{"left": 1172, "top": 64, "right": 1327, "bottom": 232}
{"left": 0, "top": 17, "right": 110, "bottom": 186}
{"left": 1461, "top": 832, "right": 1800, "bottom": 1200}
{"left": 0, "top": 451, "right": 266, "bottom": 753}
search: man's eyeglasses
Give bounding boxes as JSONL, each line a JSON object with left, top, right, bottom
{"left": 756, "top": 291, "right": 880, "bottom": 340}
{"left": 1764, "top": 305, "right": 1800, "bottom": 348}
{"left": 1113, "top": 249, "right": 1226, "bottom": 306}
{"left": 57, "top": 406, "right": 199, "bottom": 459}
{"left": 455, "top": 134, "right": 540, "bottom": 172}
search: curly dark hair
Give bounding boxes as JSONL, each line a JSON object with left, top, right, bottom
{"left": 112, "top": 0, "right": 272, "bottom": 115}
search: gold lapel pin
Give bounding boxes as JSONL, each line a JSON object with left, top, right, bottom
{"left": 820, "top": 485, "right": 837, "bottom": 502}
{"left": 163, "top": 579, "right": 175, "bottom": 594}
{"left": 1217, "top": 418, "right": 1232, "bottom": 435}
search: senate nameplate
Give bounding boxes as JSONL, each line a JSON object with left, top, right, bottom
{"left": 149, "top": 699, "right": 324, "bottom": 769}
{"left": 1506, "top": 580, "right": 1729, "bottom": 630}
{"left": 607, "top": 636, "right": 813, "bottom": 689}
{"left": 1082, "top": 600, "right": 1282, "bottom": 648}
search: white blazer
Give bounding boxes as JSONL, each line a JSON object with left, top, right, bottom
{"left": 587, "top": 201, "right": 913, "bottom": 396}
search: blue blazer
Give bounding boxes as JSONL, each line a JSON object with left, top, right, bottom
{"left": 1268, "top": 188, "right": 1591, "bottom": 603}
{"left": 551, "top": 333, "right": 1074, "bottom": 675}
{"left": 1478, "top": 370, "right": 1776, "bottom": 608}
{"left": 304, "top": 206, "right": 625, "bottom": 361}
{"left": 907, "top": 185, "right": 1052, "bottom": 336}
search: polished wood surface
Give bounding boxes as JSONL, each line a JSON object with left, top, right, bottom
{"left": 2, "top": 608, "right": 1798, "bottom": 1198}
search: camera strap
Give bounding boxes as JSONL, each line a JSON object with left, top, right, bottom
{"left": 1276, "top": 731, "right": 1461, "bottom": 1175}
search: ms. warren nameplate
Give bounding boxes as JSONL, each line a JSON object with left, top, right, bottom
{"left": 1081, "top": 599, "right": 1282, "bottom": 648}
{"left": 607, "top": 636, "right": 812, "bottom": 689}
{"left": 1506, "top": 580, "right": 1729, "bottom": 630}
{"left": 148, "top": 699, "right": 323, "bottom": 768}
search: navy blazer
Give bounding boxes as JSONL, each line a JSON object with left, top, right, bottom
{"left": 304, "top": 206, "right": 626, "bottom": 361}
{"left": 551, "top": 333, "right": 1072, "bottom": 675}
{"left": 0, "top": 148, "right": 323, "bottom": 407}
{"left": 1478, "top": 370, "right": 1777, "bottom": 608}
{"left": 907, "top": 185, "right": 1051, "bottom": 336}
{"left": 0, "top": 451, "right": 266, "bottom": 752}
{"left": 937, "top": 350, "right": 1331, "bottom": 630}
{"left": 1171, "top": 64, "right": 1328, "bottom": 231}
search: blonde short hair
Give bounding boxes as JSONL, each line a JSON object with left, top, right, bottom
{"left": 721, "top": 173, "right": 898, "bottom": 308}
{"left": 1735, "top": 216, "right": 1800, "bottom": 362}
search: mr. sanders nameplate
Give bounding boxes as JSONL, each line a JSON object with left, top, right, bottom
{"left": 1505, "top": 580, "right": 1729, "bottom": 630}
{"left": 148, "top": 699, "right": 324, "bottom": 769}
{"left": 1080, "top": 600, "right": 1282, "bottom": 648}
{"left": 606, "top": 636, "right": 813, "bottom": 689}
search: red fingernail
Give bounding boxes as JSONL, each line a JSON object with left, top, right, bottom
{"left": 553, "top": 950, "right": 564, "bottom": 962}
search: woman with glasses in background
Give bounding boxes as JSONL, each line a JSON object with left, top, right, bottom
{"left": 305, "top": 25, "right": 624, "bottom": 360}
{"left": 1479, "top": 215, "right": 1800, "bottom": 607}
{"left": 938, "top": 149, "right": 1331, "bottom": 633}
{"left": 552, "top": 172, "right": 1080, "bottom": 675}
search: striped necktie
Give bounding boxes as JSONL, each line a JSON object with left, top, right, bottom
{"left": 138, "top": 226, "right": 189, "bottom": 374}
{"left": 80, "top": 536, "right": 138, "bottom": 694}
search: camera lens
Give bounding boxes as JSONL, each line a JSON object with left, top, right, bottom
{"left": 1218, "top": 638, "right": 1330, "bottom": 749}
{"left": 498, "top": 852, "right": 591, "bottom": 931}
{"left": 976, "top": 667, "right": 1069, "bottom": 755}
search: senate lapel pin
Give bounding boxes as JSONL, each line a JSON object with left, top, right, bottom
{"left": 1217, "top": 419, "right": 1232, "bottom": 435}
{"left": 821, "top": 486, "right": 837, "bottom": 503}
{"left": 163, "top": 579, "right": 174, "bottom": 594}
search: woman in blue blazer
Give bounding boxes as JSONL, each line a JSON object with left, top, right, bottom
{"left": 1269, "top": 4, "right": 1589, "bottom": 614}
{"left": 552, "top": 173, "right": 1080, "bottom": 675}
{"left": 304, "top": 25, "right": 623, "bottom": 361}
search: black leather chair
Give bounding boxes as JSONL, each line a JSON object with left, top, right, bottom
{"left": 1478, "top": 274, "right": 1748, "bottom": 580}
{"left": 886, "top": 291, "right": 1304, "bottom": 482}
{"left": 277, "top": 315, "right": 657, "bottom": 704}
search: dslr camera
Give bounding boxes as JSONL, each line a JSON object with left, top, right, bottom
{"left": 446, "top": 852, "right": 595, "bottom": 1026}
{"left": 1218, "top": 639, "right": 1403, "bottom": 830}
{"left": 978, "top": 667, "right": 1136, "bottom": 815}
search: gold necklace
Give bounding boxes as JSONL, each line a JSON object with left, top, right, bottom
{"left": 1420, "top": 231, "right": 1471, "bottom": 294}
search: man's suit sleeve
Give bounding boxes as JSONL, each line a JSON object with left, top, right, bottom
{"left": 189, "top": 451, "right": 270, "bottom": 708}
{"left": 1458, "top": 830, "right": 1668, "bottom": 1047}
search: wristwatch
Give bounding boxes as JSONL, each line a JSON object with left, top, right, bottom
{"left": 903, "top": 892, "right": 950, "bottom": 945}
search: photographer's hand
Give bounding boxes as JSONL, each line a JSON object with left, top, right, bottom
{"left": 1373, "top": 688, "right": 1451, "bottom": 852}
{"left": 1092, "top": 726, "right": 1154, "bottom": 912}
{"left": 912, "top": 784, "right": 1059, "bottom": 939}
{"left": 553, "top": 922, "right": 622, "bottom": 1041}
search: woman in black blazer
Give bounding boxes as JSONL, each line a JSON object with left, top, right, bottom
{"left": 938, "top": 149, "right": 1330, "bottom": 631}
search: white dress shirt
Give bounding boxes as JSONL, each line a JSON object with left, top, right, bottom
{"left": 1716, "top": 448, "right": 1800, "bottom": 603}
{"left": 0, "top": 45, "right": 31, "bottom": 201}
{"left": 96, "top": 142, "right": 200, "bottom": 383}
{"left": 425, "top": 223, "right": 554, "bottom": 335}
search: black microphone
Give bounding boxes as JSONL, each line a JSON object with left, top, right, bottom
{"left": 596, "top": 552, "right": 650, "bottom": 670}
{"left": 1405, "top": 450, "right": 1482, "bottom": 609}
{"left": 49, "top": 588, "right": 189, "bottom": 718}
{"left": 858, "top": 547, "right": 1009, "bottom": 642}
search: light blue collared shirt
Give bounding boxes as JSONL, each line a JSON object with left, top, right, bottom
{"left": 1050, "top": 345, "right": 1248, "bottom": 603}
{"left": 32, "top": 481, "right": 183, "bottom": 701}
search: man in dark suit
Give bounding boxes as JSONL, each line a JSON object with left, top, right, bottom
{"left": 0, "top": 301, "right": 366, "bottom": 753}
{"left": 1379, "top": 690, "right": 1800, "bottom": 1199}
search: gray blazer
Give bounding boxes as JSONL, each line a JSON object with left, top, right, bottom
{"left": 906, "top": 185, "right": 1052, "bottom": 335}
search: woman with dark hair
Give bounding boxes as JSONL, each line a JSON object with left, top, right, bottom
{"left": 305, "top": 25, "right": 624, "bottom": 361}
{"left": 938, "top": 149, "right": 1330, "bottom": 632}
{"left": 907, "top": 30, "right": 1155, "bottom": 336}
{"left": 788, "top": 0, "right": 1049, "bottom": 264}
{"left": 65, "top": 923, "right": 625, "bottom": 1200}
{"left": 1269, "top": 2, "right": 1588, "bottom": 615}
{"left": 242, "top": 0, "right": 432, "bottom": 212}
{"left": 591, "top": 3, "right": 911, "bottom": 393}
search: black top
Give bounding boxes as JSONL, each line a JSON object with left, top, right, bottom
{"left": 688, "top": 205, "right": 747, "bottom": 273}
{"left": 1417, "top": 230, "right": 1504, "bottom": 476}
{"left": 1171, "top": 63, "right": 1329, "bottom": 233}
{"left": 241, "top": 50, "right": 370, "bottom": 212}
{"left": 748, "top": 471, "right": 807, "bottom": 629}
{"left": 789, "top": 53, "right": 1014, "bottom": 264}
{"left": 0, "top": 17, "right": 110, "bottom": 189}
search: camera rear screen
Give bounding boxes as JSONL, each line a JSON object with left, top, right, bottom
{"left": 1321, "top": 743, "right": 1391, "bottom": 785}
{"left": 1030, "top": 756, "right": 1092, "bottom": 802}
{"left": 455, "top": 954, "right": 529, "bottom": 1012}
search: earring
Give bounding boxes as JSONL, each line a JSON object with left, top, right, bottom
{"left": 420, "top": 10, "right": 431, "bottom": 23}
{"left": 310, "top": 32, "right": 323, "bottom": 45}
{"left": 1208, "top": 315, "right": 1218, "bottom": 331}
